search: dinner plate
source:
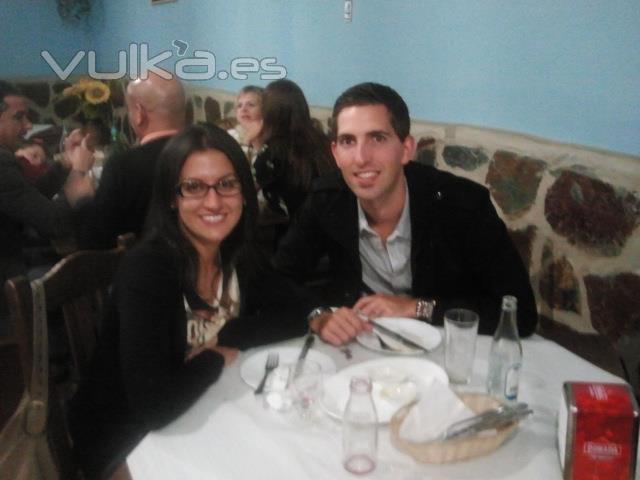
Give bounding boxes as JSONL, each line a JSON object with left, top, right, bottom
{"left": 321, "top": 357, "right": 449, "bottom": 424}
{"left": 240, "top": 346, "right": 337, "bottom": 389}
{"left": 356, "top": 317, "right": 442, "bottom": 355}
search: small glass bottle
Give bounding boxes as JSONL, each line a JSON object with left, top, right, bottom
{"left": 486, "top": 295, "right": 523, "bottom": 402}
{"left": 342, "top": 376, "right": 378, "bottom": 475}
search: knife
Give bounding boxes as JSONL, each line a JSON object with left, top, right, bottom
{"left": 370, "top": 320, "right": 431, "bottom": 354}
{"left": 292, "top": 333, "right": 315, "bottom": 380}
{"left": 442, "top": 403, "right": 533, "bottom": 440}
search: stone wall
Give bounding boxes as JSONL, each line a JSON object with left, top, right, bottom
{"left": 11, "top": 79, "right": 640, "bottom": 347}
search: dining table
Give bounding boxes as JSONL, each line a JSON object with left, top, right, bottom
{"left": 127, "top": 331, "right": 639, "bottom": 479}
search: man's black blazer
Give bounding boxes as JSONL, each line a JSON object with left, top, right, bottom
{"left": 274, "top": 162, "right": 538, "bottom": 337}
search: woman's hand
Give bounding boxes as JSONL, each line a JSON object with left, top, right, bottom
{"left": 211, "top": 345, "right": 239, "bottom": 366}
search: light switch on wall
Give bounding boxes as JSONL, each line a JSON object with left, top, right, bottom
{"left": 344, "top": 0, "right": 353, "bottom": 22}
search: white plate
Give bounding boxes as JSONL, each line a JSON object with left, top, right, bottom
{"left": 240, "top": 346, "right": 337, "bottom": 389}
{"left": 356, "top": 317, "right": 442, "bottom": 355}
{"left": 321, "top": 357, "right": 448, "bottom": 424}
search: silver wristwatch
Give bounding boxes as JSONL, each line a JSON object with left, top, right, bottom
{"left": 306, "top": 306, "right": 332, "bottom": 325}
{"left": 415, "top": 298, "right": 436, "bottom": 322}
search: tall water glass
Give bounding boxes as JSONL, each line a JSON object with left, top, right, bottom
{"left": 291, "top": 360, "right": 323, "bottom": 420}
{"left": 444, "top": 309, "right": 479, "bottom": 384}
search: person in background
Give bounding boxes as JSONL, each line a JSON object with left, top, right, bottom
{"left": 0, "top": 82, "right": 94, "bottom": 336}
{"left": 227, "top": 85, "right": 265, "bottom": 165}
{"left": 253, "top": 79, "right": 336, "bottom": 221}
{"left": 77, "top": 72, "right": 186, "bottom": 249}
{"left": 69, "top": 124, "right": 310, "bottom": 479}
{"left": 274, "top": 82, "right": 538, "bottom": 344}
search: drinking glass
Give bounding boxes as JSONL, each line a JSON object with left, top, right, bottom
{"left": 444, "top": 309, "right": 479, "bottom": 384}
{"left": 263, "top": 364, "right": 293, "bottom": 412}
{"left": 291, "top": 360, "right": 323, "bottom": 420}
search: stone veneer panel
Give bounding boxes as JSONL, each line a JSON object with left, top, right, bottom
{"left": 442, "top": 145, "right": 488, "bottom": 171}
{"left": 584, "top": 273, "right": 640, "bottom": 341}
{"left": 539, "top": 242, "right": 580, "bottom": 313}
{"left": 415, "top": 136, "right": 436, "bottom": 166}
{"left": 508, "top": 225, "right": 536, "bottom": 271}
{"left": 16, "top": 81, "right": 50, "bottom": 108}
{"left": 545, "top": 170, "right": 640, "bottom": 256}
{"left": 185, "top": 99, "right": 194, "bottom": 125}
{"left": 204, "top": 97, "right": 221, "bottom": 124}
{"left": 486, "top": 150, "right": 545, "bottom": 218}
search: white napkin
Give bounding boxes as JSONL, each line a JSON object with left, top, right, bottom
{"left": 399, "top": 378, "right": 475, "bottom": 442}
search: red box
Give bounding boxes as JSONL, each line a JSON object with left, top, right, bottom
{"left": 558, "top": 382, "right": 639, "bottom": 480}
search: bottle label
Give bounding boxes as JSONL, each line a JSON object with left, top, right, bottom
{"left": 504, "top": 363, "right": 521, "bottom": 401}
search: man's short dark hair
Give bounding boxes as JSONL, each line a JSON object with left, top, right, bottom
{"left": 0, "top": 81, "right": 20, "bottom": 114}
{"left": 331, "top": 83, "right": 411, "bottom": 141}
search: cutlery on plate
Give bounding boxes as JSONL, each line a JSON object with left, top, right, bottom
{"left": 340, "top": 345, "right": 353, "bottom": 360}
{"left": 254, "top": 352, "right": 279, "bottom": 395}
{"left": 291, "top": 334, "right": 315, "bottom": 381}
{"left": 442, "top": 402, "right": 533, "bottom": 440}
{"left": 373, "top": 331, "right": 395, "bottom": 351}
{"left": 370, "top": 320, "right": 431, "bottom": 354}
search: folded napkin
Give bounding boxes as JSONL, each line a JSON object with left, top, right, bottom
{"left": 399, "top": 378, "right": 474, "bottom": 443}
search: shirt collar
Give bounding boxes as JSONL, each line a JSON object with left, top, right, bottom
{"left": 357, "top": 180, "right": 411, "bottom": 241}
{"left": 139, "top": 129, "right": 178, "bottom": 145}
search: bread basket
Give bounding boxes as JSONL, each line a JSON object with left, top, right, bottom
{"left": 389, "top": 392, "right": 519, "bottom": 463}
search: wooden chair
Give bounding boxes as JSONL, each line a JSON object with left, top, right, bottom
{"left": 3, "top": 233, "right": 135, "bottom": 479}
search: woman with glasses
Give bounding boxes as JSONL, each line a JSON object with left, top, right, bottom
{"left": 69, "top": 124, "right": 310, "bottom": 480}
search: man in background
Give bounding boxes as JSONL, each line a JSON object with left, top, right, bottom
{"left": 79, "top": 72, "right": 186, "bottom": 248}
{"left": 274, "top": 82, "right": 538, "bottom": 344}
{"left": 0, "top": 82, "right": 93, "bottom": 335}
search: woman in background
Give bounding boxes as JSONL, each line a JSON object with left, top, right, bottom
{"left": 253, "top": 79, "right": 335, "bottom": 220}
{"left": 69, "top": 124, "right": 309, "bottom": 479}
{"left": 227, "top": 85, "right": 265, "bottom": 165}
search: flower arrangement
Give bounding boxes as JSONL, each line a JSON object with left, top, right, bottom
{"left": 57, "top": 77, "right": 131, "bottom": 151}
{"left": 62, "top": 77, "right": 113, "bottom": 125}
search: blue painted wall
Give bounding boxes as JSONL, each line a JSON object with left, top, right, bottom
{"left": 2, "top": 0, "right": 639, "bottom": 155}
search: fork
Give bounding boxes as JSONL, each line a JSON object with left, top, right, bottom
{"left": 254, "top": 352, "right": 279, "bottom": 395}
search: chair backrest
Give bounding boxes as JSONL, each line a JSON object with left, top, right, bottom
{"left": 2, "top": 233, "right": 134, "bottom": 479}
{"left": 6, "top": 233, "right": 134, "bottom": 384}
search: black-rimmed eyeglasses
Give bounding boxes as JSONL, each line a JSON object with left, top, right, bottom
{"left": 175, "top": 177, "right": 242, "bottom": 199}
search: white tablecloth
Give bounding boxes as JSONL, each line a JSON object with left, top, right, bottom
{"left": 128, "top": 333, "right": 638, "bottom": 479}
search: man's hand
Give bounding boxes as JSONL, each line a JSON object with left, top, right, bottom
{"left": 353, "top": 293, "right": 418, "bottom": 319}
{"left": 309, "top": 307, "right": 372, "bottom": 346}
{"left": 68, "top": 134, "right": 95, "bottom": 173}
{"left": 64, "top": 173, "right": 94, "bottom": 206}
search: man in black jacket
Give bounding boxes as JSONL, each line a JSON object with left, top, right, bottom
{"left": 0, "top": 82, "right": 93, "bottom": 335}
{"left": 78, "top": 72, "right": 186, "bottom": 248}
{"left": 274, "top": 83, "right": 537, "bottom": 344}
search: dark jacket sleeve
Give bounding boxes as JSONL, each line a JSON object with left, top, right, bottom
{"left": 76, "top": 152, "right": 127, "bottom": 249}
{"left": 0, "top": 152, "right": 74, "bottom": 238}
{"left": 273, "top": 194, "right": 329, "bottom": 282}
{"left": 427, "top": 181, "right": 538, "bottom": 337}
{"left": 34, "top": 161, "right": 70, "bottom": 198}
{"left": 114, "top": 245, "right": 225, "bottom": 430}
{"left": 217, "top": 270, "right": 311, "bottom": 350}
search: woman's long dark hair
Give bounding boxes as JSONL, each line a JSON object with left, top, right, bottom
{"left": 261, "top": 79, "right": 335, "bottom": 189}
{"left": 145, "top": 123, "right": 259, "bottom": 296}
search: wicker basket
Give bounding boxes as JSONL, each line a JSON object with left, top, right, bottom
{"left": 389, "top": 393, "right": 518, "bottom": 464}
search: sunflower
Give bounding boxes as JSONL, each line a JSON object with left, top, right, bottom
{"left": 84, "top": 81, "right": 111, "bottom": 105}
